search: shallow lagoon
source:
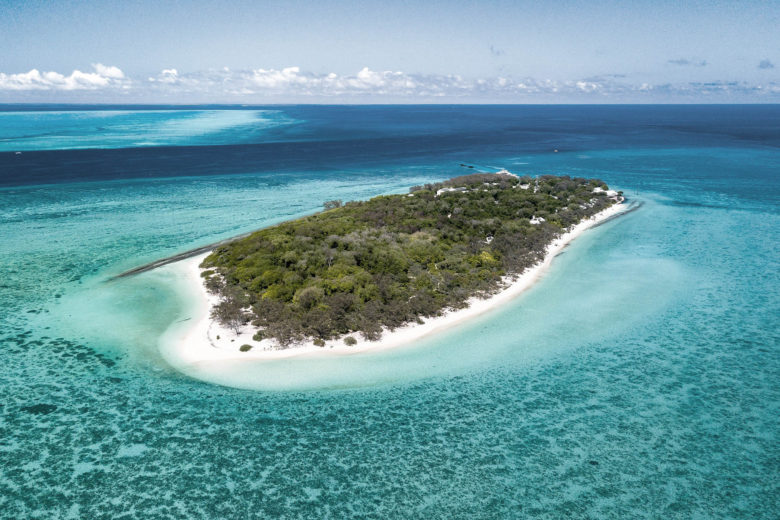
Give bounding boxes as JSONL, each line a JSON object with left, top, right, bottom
{"left": 0, "top": 106, "right": 777, "bottom": 518}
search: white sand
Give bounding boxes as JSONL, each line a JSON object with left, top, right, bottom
{"left": 159, "top": 201, "right": 627, "bottom": 368}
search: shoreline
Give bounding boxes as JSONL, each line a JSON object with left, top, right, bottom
{"left": 159, "top": 200, "right": 630, "bottom": 370}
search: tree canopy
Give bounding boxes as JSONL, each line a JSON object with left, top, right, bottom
{"left": 201, "top": 173, "right": 620, "bottom": 347}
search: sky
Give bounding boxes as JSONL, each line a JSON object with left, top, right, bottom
{"left": 0, "top": 0, "right": 778, "bottom": 103}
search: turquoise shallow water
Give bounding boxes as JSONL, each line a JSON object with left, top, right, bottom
{"left": 0, "top": 106, "right": 778, "bottom": 518}
{"left": 0, "top": 109, "right": 292, "bottom": 151}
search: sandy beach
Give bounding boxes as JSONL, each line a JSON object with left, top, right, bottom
{"left": 159, "top": 200, "right": 628, "bottom": 369}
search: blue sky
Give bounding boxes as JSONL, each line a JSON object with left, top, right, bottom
{"left": 1, "top": 0, "right": 778, "bottom": 103}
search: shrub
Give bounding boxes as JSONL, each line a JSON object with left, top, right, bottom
{"left": 344, "top": 336, "right": 357, "bottom": 346}
{"left": 204, "top": 275, "right": 224, "bottom": 294}
{"left": 295, "top": 286, "right": 325, "bottom": 310}
{"left": 359, "top": 320, "right": 383, "bottom": 341}
{"left": 252, "top": 331, "right": 264, "bottom": 342}
{"left": 239, "top": 344, "right": 252, "bottom": 352}
{"left": 210, "top": 287, "right": 249, "bottom": 334}
{"left": 313, "top": 338, "right": 326, "bottom": 347}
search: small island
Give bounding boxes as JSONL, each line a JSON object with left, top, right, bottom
{"left": 192, "top": 172, "right": 623, "bottom": 353}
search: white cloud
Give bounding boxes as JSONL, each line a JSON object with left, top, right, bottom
{"left": 2, "top": 64, "right": 779, "bottom": 102}
{"left": 0, "top": 64, "right": 127, "bottom": 90}
{"left": 93, "top": 63, "right": 124, "bottom": 79}
{"left": 137, "top": 67, "right": 778, "bottom": 101}
{"left": 236, "top": 67, "right": 498, "bottom": 96}
{"left": 575, "top": 81, "right": 600, "bottom": 92}
{"left": 251, "top": 66, "right": 307, "bottom": 88}
{"left": 149, "top": 68, "right": 179, "bottom": 84}
{"left": 244, "top": 66, "right": 422, "bottom": 94}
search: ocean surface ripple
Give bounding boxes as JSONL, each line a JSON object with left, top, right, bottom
{"left": 0, "top": 105, "right": 777, "bottom": 519}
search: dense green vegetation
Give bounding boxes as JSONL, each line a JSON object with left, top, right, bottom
{"left": 202, "top": 173, "right": 621, "bottom": 347}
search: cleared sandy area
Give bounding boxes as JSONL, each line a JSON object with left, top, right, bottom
{"left": 159, "top": 201, "right": 627, "bottom": 369}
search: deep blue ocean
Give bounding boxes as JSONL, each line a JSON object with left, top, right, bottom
{"left": 0, "top": 105, "right": 777, "bottom": 518}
